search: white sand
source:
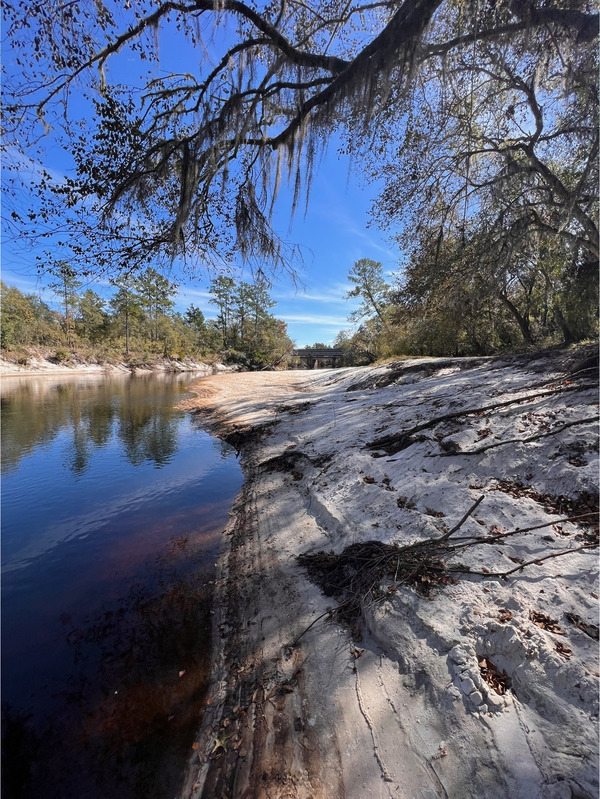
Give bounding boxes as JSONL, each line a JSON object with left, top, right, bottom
{"left": 179, "top": 347, "right": 598, "bottom": 799}
{"left": 0, "top": 353, "right": 224, "bottom": 376}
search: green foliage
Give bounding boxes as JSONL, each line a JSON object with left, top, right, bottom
{"left": 1, "top": 282, "right": 60, "bottom": 349}
{"left": 1, "top": 273, "right": 292, "bottom": 369}
{"left": 346, "top": 259, "right": 392, "bottom": 327}
{"left": 76, "top": 290, "right": 109, "bottom": 343}
{"left": 109, "top": 275, "right": 144, "bottom": 356}
{"left": 207, "top": 276, "right": 293, "bottom": 367}
{"left": 52, "top": 347, "right": 70, "bottom": 363}
{"left": 359, "top": 7, "right": 598, "bottom": 357}
{"left": 1, "top": 282, "right": 35, "bottom": 348}
{"left": 208, "top": 276, "right": 236, "bottom": 348}
{"left": 137, "top": 268, "right": 177, "bottom": 344}
{"left": 48, "top": 262, "right": 82, "bottom": 346}
{"left": 341, "top": 236, "right": 598, "bottom": 363}
{"left": 333, "top": 329, "right": 376, "bottom": 366}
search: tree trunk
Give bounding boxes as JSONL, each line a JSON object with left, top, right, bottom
{"left": 125, "top": 305, "right": 130, "bottom": 356}
{"left": 497, "top": 292, "right": 534, "bottom": 345}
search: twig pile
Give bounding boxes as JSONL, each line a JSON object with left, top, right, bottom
{"left": 298, "top": 538, "right": 454, "bottom": 624}
{"left": 295, "top": 496, "right": 598, "bottom": 640}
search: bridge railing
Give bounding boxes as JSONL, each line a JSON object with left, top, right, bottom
{"left": 292, "top": 349, "right": 344, "bottom": 359}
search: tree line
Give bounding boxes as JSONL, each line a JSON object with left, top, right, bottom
{"left": 334, "top": 257, "right": 598, "bottom": 363}
{"left": 1, "top": 268, "right": 293, "bottom": 369}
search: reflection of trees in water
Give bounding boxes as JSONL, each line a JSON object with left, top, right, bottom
{"left": 117, "top": 408, "right": 178, "bottom": 468}
{"left": 1, "top": 376, "right": 189, "bottom": 473}
{"left": 0, "top": 390, "right": 67, "bottom": 472}
{"left": 2, "top": 534, "right": 215, "bottom": 799}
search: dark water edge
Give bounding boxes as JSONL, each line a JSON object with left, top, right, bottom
{"left": 1, "top": 373, "right": 242, "bottom": 799}
{"left": 3, "top": 531, "right": 219, "bottom": 799}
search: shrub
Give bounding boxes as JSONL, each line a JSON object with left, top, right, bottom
{"left": 52, "top": 348, "right": 70, "bottom": 364}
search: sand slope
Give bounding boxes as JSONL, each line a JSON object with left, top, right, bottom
{"left": 178, "top": 346, "right": 599, "bottom": 799}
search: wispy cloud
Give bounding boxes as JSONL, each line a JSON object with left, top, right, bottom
{"left": 313, "top": 204, "right": 398, "bottom": 262}
{"left": 273, "top": 281, "right": 352, "bottom": 304}
{"left": 0, "top": 273, "right": 50, "bottom": 296}
{"left": 176, "top": 286, "right": 212, "bottom": 302}
{"left": 280, "top": 312, "right": 352, "bottom": 327}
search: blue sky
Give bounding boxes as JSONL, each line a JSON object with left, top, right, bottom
{"left": 2, "top": 143, "right": 399, "bottom": 347}
{"left": 1, "top": 12, "right": 402, "bottom": 348}
{"left": 176, "top": 158, "right": 399, "bottom": 346}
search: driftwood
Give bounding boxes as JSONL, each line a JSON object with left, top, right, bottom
{"left": 295, "top": 495, "right": 598, "bottom": 641}
{"left": 458, "top": 543, "right": 595, "bottom": 579}
{"left": 436, "top": 415, "right": 597, "bottom": 457}
{"left": 367, "top": 383, "right": 597, "bottom": 456}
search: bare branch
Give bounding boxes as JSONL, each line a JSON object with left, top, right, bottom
{"left": 459, "top": 543, "right": 596, "bottom": 580}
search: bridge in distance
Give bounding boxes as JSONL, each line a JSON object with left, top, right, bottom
{"left": 292, "top": 349, "right": 344, "bottom": 368}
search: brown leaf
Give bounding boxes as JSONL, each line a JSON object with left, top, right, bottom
{"left": 530, "top": 610, "right": 565, "bottom": 635}
{"left": 478, "top": 655, "right": 511, "bottom": 695}
{"left": 555, "top": 642, "right": 573, "bottom": 660}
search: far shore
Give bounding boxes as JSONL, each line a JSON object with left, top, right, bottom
{"left": 0, "top": 353, "right": 233, "bottom": 379}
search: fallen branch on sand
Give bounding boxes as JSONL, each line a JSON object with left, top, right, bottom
{"left": 295, "top": 497, "right": 598, "bottom": 640}
{"left": 453, "top": 542, "right": 596, "bottom": 580}
{"left": 367, "top": 383, "right": 597, "bottom": 456}
{"left": 435, "top": 415, "right": 597, "bottom": 457}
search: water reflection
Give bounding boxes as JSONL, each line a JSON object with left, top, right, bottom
{"left": 1, "top": 373, "right": 243, "bottom": 799}
{"left": 118, "top": 405, "right": 178, "bottom": 468}
{"left": 3, "top": 530, "right": 219, "bottom": 799}
{"left": 1, "top": 374, "right": 192, "bottom": 474}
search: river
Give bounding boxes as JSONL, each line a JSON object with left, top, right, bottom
{"left": 1, "top": 372, "right": 243, "bottom": 799}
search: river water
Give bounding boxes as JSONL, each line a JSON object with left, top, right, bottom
{"left": 1, "top": 372, "right": 243, "bottom": 799}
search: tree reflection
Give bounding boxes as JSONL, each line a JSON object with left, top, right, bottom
{"left": 1, "top": 375, "right": 188, "bottom": 474}
{"left": 117, "top": 408, "right": 178, "bottom": 467}
{"left": 214, "top": 438, "right": 237, "bottom": 460}
{"left": 71, "top": 421, "right": 91, "bottom": 475}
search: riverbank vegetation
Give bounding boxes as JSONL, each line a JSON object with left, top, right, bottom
{"left": 1, "top": 272, "right": 294, "bottom": 370}
{"left": 334, "top": 255, "right": 598, "bottom": 364}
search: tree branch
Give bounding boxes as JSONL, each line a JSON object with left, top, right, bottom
{"left": 367, "top": 384, "right": 596, "bottom": 455}
{"left": 457, "top": 542, "right": 596, "bottom": 580}
{"left": 441, "top": 416, "right": 598, "bottom": 457}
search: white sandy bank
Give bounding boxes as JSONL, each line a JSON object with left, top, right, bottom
{"left": 178, "top": 347, "right": 598, "bottom": 799}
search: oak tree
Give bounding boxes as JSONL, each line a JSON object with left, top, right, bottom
{"left": 3, "top": 0, "right": 597, "bottom": 282}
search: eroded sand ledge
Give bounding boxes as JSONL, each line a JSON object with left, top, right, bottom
{"left": 178, "top": 349, "right": 599, "bottom": 799}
